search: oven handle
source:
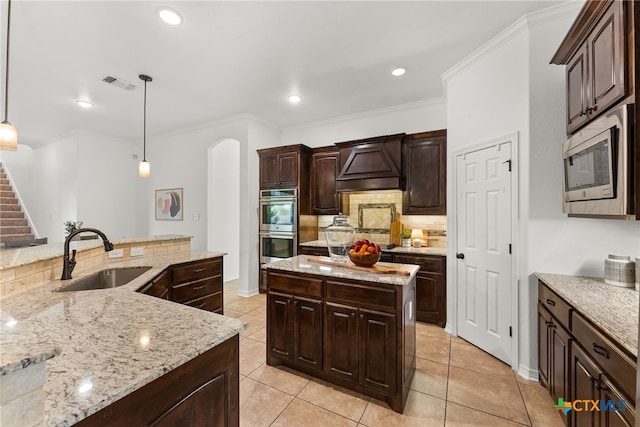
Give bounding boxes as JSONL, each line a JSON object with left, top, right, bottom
{"left": 259, "top": 232, "right": 297, "bottom": 239}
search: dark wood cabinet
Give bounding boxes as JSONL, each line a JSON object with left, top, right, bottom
{"left": 402, "top": 131, "right": 447, "bottom": 215}
{"left": 538, "top": 280, "right": 637, "bottom": 427}
{"left": 298, "top": 246, "right": 329, "bottom": 257}
{"left": 552, "top": 0, "right": 627, "bottom": 134}
{"left": 310, "top": 147, "right": 348, "bottom": 215}
{"left": 266, "top": 269, "right": 415, "bottom": 413}
{"left": 76, "top": 335, "right": 240, "bottom": 427}
{"left": 392, "top": 254, "right": 446, "bottom": 327}
{"left": 139, "top": 270, "right": 170, "bottom": 300}
{"left": 258, "top": 144, "right": 312, "bottom": 192}
{"left": 170, "top": 257, "right": 224, "bottom": 314}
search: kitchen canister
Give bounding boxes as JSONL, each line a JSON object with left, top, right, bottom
{"left": 325, "top": 213, "right": 355, "bottom": 264}
{"left": 604, "top": 255, "right": 636, "bottom": 288}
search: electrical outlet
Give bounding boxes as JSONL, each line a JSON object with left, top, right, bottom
{"left": 108, "top": 249, "right": 124, "bottom": 258}
{"left": 130, "top": 247, "right": 144, "bottom": 257}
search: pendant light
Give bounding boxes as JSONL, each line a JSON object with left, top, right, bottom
{"left": 1, "top": 0, "right": 17, "bottom": 151}
{"left": 138, "top": 74, "right": 152, "bottom": 177}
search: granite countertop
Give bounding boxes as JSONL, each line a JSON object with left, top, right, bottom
{"left": 536, "top": 272, "right": 638, "bottom": 357}
{"left": 0, "top": 234, "right": 192, "bottom": 270}
{"left": 300, "top": 239, "right": 447, "bottom": 257}
{"left": 0, "top": 250, "right": 247, "bottom": 426}
{"left": 264, "top": 255, "right": 419, "bottom": 286}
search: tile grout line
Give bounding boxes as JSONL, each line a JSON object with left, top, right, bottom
{"left": 443, "top": 335, "right": 451, "bottom": 426}
{"left": 514, "top": 374, "right": 534, "bottom": 427}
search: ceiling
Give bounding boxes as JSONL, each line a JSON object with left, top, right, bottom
{"left": 3, "top": 0, "right": 568, "bottom": 147}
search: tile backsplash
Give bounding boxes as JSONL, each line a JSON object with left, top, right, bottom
{"left": 318, "top": 190, "right": 446, "bottom": 248}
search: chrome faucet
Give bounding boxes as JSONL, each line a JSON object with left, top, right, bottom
{"left": 61, "top": 228, "right": 114, "bottom": 280}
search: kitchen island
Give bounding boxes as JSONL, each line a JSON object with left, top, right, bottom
{"left": 0, "top": 249, "right": 246, "bottom": 426}
{"left": 263, "top": 255, "right": 418, "bottom": 413}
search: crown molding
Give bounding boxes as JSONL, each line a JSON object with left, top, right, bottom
{"left": 282, "top": 97, "right": 446, "bottom": 133}
{"left": 441, "top": 1, "right": 583, "bottom": 93}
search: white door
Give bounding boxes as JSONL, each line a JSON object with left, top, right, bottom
{"left": 456, "top": 141, "right": 513, "bottom": 364}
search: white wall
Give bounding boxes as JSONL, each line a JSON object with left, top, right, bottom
{"left": 208, "top": 139, "right": 240, "bottom": 282}
{"left": 281, "top": 98, "right": 447, "bottom": 147}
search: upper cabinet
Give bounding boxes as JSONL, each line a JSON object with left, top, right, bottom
{"left": 310, "top": 147, "right": 349, "bottom": 215}
{"left": 402, "top": 130, "right": 447, "bottom": 215}
{"left": 258, "top": 145, "right": 311, "bottom": 189}
{"left": 551, "top": 0, "right": 627, "bottom": 134}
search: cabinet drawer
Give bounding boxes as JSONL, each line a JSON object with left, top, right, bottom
{"left": 393, "top": 254, "right": 444, "bottom": 273}
{"left": 172, "top": 259, "right": 222, "bottom": 284}
{"left": 171, "top": 276, "right": 222, "bottom": 303}
{"left": 572, "top": 312, "right": 636, "bottom": 402}
{"left": 267, "top": 271, "right": 323, "bottom": 298}
{"left": 538, "top": 282, "right": 571, "bottom": 330}
{"left": 326, "top": 280, "right": 395, "bottom": 311}
{"left": 184, "top": 292, "right": 223, "bottom": 313}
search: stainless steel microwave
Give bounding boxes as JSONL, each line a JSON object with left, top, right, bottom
{"left": 562, "top": 104, "right": 634, "bottom": 219}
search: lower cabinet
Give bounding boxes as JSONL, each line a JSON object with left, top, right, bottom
{"left": 266, "top": 269, "right": 415, "bottom": 413}
{"left": 298, "top": 246, "right": 329, "bottom": 257}
{"left": 76, "top": 335, "right": 240, "bottom": 427}
{"left": 138, "top": 270, "right": 170, "bottom": 300}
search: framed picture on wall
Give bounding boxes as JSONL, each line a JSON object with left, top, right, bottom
{"left": 155, "top": 188, "right": 183, "bottom": 221}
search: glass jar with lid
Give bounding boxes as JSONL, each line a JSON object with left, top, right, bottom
{"left": 325, "top": 213, "right": 355, "bottom": 264}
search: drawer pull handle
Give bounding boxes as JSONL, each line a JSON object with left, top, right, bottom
{"left": 545, "top": 298, "right": 556, "bottom": 307}
{"left": 545, "top": 320, "right": 556, "bottom": 329}
{"left": 592, "top": 343, "right": 610, "bottom": 359}
{"left": 193, "top": 285, "right": 206, "bottom": 291}
{"left": 193, "top": 268, "right": 206, "bottom": 273}
{"left": 194, "top": 302, "right": 207, "bottom": 309}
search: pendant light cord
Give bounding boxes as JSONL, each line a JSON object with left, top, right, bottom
{"left": 3, "top": 0, "right": 12, "bottom": 123}
{"left": 143, "top": 78, "right": 147, "bottom": 162}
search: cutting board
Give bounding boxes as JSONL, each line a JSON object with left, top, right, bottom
{"left": 389, "top": 213, "right": 402, "bottom": 246}
{"left": 306, "top": 256, "right": 411, "bottom": 276}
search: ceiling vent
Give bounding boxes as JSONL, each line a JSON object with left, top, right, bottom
{"left": 102, "top": 75, "right": 137, "bottom": 91}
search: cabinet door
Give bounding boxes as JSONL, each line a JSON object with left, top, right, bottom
{"left": 324, "top": 302, "right": 359, "bottom": 383}
{"left": 571, "top": 342, "right": 601, "bottom": 427}
{"left": 599, "top": 374, "right": 636, "bottom": 427}
{"left": 588, "top": 0, "right": 625, "bottom": 117}
{"left": 414, "top": 272, "right": 445, "bottom": 327}
{"left": 567, "top": 44, "right": 589, "bottom": 133}
{"left": 550, "top": 318, "right": 571, "bottom": 406}
{"left": 359, "top": 308, "right": 397, "bottom": 395}
{"left": 402, "top": 137, "right": 446, "bottom": 215}
{"left": 259, "top": 153, "right": 279, "bottom": 188}
{"left": 538, "top": 305, "right": 551, "bottom": 390}
{"left": 268, "top": 292, "right": 294, "bottom": 362}
{"left": 277, "top": 152, "right": 298, "bottom": 188}
{"left": 310, "top": 151, "right": 341, "bottom": 214}
{"left": 293, "top": 296, "right": 323, "bottom": 372}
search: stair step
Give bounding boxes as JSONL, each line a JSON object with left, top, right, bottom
{"left": 0, "top": 197, "right": 19, "bottom": 205}
{"left": 0, "top": 205, "right": 22, "bottom": 213}
{"left": 0, "top": 190, "right": 15, "bottom": 198}
{"left": 1, "top": 234, "right": 35, "bottom": 244}
{"left": 0, "top": 185, "right": 12, "bottom": 191}
{"left": 0, "top": 218, "right": 27, "bottom": 227}
{"left": 0, "top": 210, "right": 24, "bottom": 218}
{"left": 0, "top": 179, "right": 8, "bottom": 185}
{"left": 1, "top": 225, "right": 32, "bottom": 235}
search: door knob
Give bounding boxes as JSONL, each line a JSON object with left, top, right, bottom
{"left": 456, "top": 253, "right": 465, "bottom": 260}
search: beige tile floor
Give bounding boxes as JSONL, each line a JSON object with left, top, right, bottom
{"left": 223, "top": 280, "right": 566, "bottom": 427}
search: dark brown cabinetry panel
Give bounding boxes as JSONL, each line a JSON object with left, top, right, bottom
{"left": 310, "top": 148, "right": 346, "bottom": 215}
{"left": 258, "top": 144, "right": 311, "bottom": 193}
{"left": 298, "top": 246, "right": 330, "bottom": 257}
{"left": 402, "top": 131, "right": 447, "bottom": 215}
{"left": 76, "top": 335, "right": 239, "bottom": 427}
{"left": 325, "top": 302, "right": 359, "bottom": 382}
{"left": 358, "top": 308, "right": 397, "bottom": 395}
{"left": 139, "top": 270, "right": 170, "bottom": 300}
{"left": 539, "top": 305, "right": 572, "bottom": 416}
{"left": 567, "top": 45, "right": 589, "bottom": 133}
{"left": 170, "top": 258, "right": 223, "bottom": 314}
{"left": 268, "top": 292, "right": 295, "bottom": 362}
{"left": 293, "top": 296, "right": 324, "bottom": 370}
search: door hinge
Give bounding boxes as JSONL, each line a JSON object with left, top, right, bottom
{"left": 508, "top": 244, "right": 512, "bottom": 254}
{"left": 509, "top": 326, "right": 512, "bottom": 337}
{"left": 503, "top": 159, "right": 512, "bottom": 172}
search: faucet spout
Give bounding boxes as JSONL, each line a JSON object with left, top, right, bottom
{"left": 61, "top": 228, "right": 114, "bottom": 280}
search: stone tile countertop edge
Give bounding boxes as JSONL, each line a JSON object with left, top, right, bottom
{"left": 300, "top": 239, "right": 447, "bottom": 256}
{"left": 265, "top": 255, "right": 419, "bottom": 286}
{"left": 536, "top": 272, "right": 638, "bottom": 357}
{"left": 0, "top": 250, "right": 247, "bottom": 426}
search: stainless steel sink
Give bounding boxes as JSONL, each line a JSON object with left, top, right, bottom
{"left": 56, "top": 267, "right": 152, "bottom": 292}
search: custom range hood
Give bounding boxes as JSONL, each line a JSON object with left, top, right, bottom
{"left": 335, "top": 133, "right": 405, "bottom": 192}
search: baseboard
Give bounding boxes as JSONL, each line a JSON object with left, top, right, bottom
{"left": 517, "top": 364, "right": 539, "bottom": 382}
{"left": 237, "top": 288, "right": 259, "bottom": 298}
{"left": 444, "top": 322, "right": 454, "bottom": 335}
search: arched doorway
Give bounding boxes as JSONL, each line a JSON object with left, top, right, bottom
{"left": 207, "top": 139, "right": 240, "bottom": 281}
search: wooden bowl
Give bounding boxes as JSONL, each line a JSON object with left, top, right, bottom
{"left": 348, "top": 252, "right": 381, "bottom": 267}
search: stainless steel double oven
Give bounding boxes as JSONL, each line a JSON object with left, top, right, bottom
{"left": 259, "top": 188, "right": 297, "bottom": 264}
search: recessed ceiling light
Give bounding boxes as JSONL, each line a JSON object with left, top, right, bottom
{"left": 76, "top": 100, "right": 93, "bottom": 108}
{"left": 391, "top": 68, "right": 406, "bottom": 77}
{"left": 288, "top": 95, "right": 302, "bottom": 104}
{"left": 158, "top": 7, "right": 183, "bottom": 25}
